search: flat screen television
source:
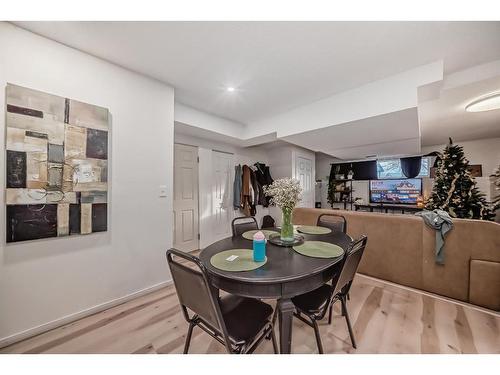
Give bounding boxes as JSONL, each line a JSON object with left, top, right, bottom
{"left": 369, "top": 178, "right": 422, "bottom": 204}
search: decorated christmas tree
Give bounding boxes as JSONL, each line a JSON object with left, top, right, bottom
{"left": 425, "top": 139, "right": 494, "bottom": 220}
{"left": 493, "top": 164, "right": 500, "bottom": 212}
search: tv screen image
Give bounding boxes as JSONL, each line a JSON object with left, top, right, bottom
{"left": 369, "top": 178, "right": 422, "bottom": 204}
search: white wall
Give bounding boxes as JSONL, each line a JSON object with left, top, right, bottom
{"left": 174, "top": 132, "right": 271, "bottom": 248}
{"left": 266, "top": 145, "right": 293, "bottom": 180}
{"left": 0, "top": 23, "right": 174, "bottom": 345}
{"left": 265, "top": 143, "right": 316, "bottom": 223}
{"left": 422, "top": 137, "right": 500, "bottom": 178}
{"left": 422, "top": 137, "right": 500, "bottom": 201}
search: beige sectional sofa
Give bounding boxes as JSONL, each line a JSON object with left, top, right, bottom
{"left": 292, "top": 207, "right": 500, "bottom": 311}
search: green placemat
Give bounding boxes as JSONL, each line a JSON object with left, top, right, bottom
{"left": 296, "top": 225, "right": 332, "bottom": 235}
{"left": 293, "top": 241, "right": 344, "bottom": 258}
{"left": 242, "top": 229, "right": 278, "bottom": 240}
{"left": 210, "top": 249, "right": 267, "bottom": 271}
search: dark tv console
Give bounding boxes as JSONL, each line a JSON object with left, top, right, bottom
{"left": 354, "top": 203, "right": 423, "bottom": 214}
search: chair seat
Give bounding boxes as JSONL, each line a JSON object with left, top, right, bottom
{"left": 291, "top": 284, "right": 333, "bottom": 314}
{"left": 219, "top": 295, "right": 273, "bottom": 344}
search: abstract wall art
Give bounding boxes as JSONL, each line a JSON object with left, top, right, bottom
{"left": 5, "top": 84, "right": 109, "bottom": 243}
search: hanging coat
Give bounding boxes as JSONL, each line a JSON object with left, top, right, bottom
{"left": 233, "top": 164, "right": 242, "bottom": 209}
{"left": 241, "top": 165, "right": 252, "bottom": 216}
{"left": 254, "top": 162, "right": 274, "bottom": 207}
{"left": 252, "top": 168, "right": 267, "bottom": 207}
{"left": 263, "top": 165, "right": 274, "bottom": 185}
{"left": 250, "top": 168, "right": 259, "bottom": 206}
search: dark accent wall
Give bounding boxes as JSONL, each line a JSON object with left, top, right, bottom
{"left": 331, "top": 160, "right": 377, "bottom": 180}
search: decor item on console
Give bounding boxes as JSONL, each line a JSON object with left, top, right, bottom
{"left": 264, "top": 178, "right": 302, "bottom": 242}
{"left": 5, "top": 84, "right": 109, "bottom": 242}
{"left": 416, "top": 195, "right": 425, "bottom": 208}
{"left": 425, "top": 138, "right": 494, "bottom": 220}
{"left": 347, "top": 164, "right": 354, "bottom": 180}
{"left": 354, "top": 197, "right": 364, "bottom": 205}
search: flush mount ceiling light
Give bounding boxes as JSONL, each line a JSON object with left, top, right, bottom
{"left": 465, "top": 92, "right": 500, "bottom": 112}
{"left": 226, "top": 86, "right": 235, "bottom": 92}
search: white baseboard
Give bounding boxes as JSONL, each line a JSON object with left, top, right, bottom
{"left": 0, "top": 279, "right": 173, "bottom": 349}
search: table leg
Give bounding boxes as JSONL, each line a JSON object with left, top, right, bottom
{"left": 278, "top": 298, "right": 295, "bottom": 354}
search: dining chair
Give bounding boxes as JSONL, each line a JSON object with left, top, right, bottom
{"left": 290, "top": 235, "right": 368, "bottom": 353}
{"left": 261, "top": 214, "right": 276, "bottom": 229}
{"left": 231, "top": 216, "right": 259, "bottom": 237}
{"left": 317, "top": 213, "right": 347, "bottom": 233}
{"left": 166, "top": 248, "right": 278, "bottom": 354}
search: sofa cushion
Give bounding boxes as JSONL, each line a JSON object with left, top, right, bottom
{"left": 469, "top": 260, "right": 500, "bottom": 311}
{"left": 421, "top": 224, "right": 470, "bottom": 302}
{"left": 346, "top": 212, "right": 423, "bottom": 290}
{"left": 292, "top": 208, "right": 424, "bottom": 290}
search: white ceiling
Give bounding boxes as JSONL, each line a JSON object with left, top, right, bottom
{"left": 282, "top": 108, "right": 420, "bottom": 160}
{"left": 14, "top": 21, "right": 500, "bottom": 125}
{"left": 419, "top": 75, "right": 500, "bottom": 146}
{"left": 174, "top": 121, "right": 277, "bottom": 148}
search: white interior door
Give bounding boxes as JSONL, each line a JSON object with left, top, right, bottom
{"left": 212, "top": 151, "right": 233, "bottom": 241}
{"left": 296, "top": 156, "right": 313, "bottom": 207}
{"left": 173, "top": 144, "right": 199, "bottom": 252}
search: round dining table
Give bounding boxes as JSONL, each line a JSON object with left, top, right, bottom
{"left": 199, "top": 229, "right": 353, "bottom": 354}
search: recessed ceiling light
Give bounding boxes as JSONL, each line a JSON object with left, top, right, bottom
{"left": 226, "top": 87, "right": 235, "bottom": 92}
{"left": 465, "top": 92, "right": 500, "bottom": 112}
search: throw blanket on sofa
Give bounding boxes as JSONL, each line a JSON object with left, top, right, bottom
{"left": 416, "top": 209, "right": 453, "bottom": 265}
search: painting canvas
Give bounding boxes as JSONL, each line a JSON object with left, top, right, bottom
{"left": 5, "top": 84, "right": 109, "bottom": 243}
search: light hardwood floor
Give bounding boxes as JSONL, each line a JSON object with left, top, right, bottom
{"left": 1, "top": 274, "right": 499, "bottom": 354}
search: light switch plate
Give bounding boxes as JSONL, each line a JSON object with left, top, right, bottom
{"left": 159, "top": 185, "right": 167, "bottom": 197}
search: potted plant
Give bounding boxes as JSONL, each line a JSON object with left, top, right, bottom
{"left": 264, "top": 178, "right": 302, "bottom": 242}
{"left": 327, "top": 179, "right": 337, "bottom": 208}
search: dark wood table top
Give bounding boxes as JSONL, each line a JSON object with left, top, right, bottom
{"left": 199, "top": 230, "right": 352, "bottom": 285}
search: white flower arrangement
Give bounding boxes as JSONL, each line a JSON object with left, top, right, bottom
{"left": 264, "top": 178, "right": 302, "bottom": 212}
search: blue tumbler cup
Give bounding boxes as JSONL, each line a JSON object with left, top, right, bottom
{"left": 253, "top": 231, "right": 266, "bottom": 262}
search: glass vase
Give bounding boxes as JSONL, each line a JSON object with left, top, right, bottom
{"left": 281, "top": 208, "right": 294, "bottom": 242}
